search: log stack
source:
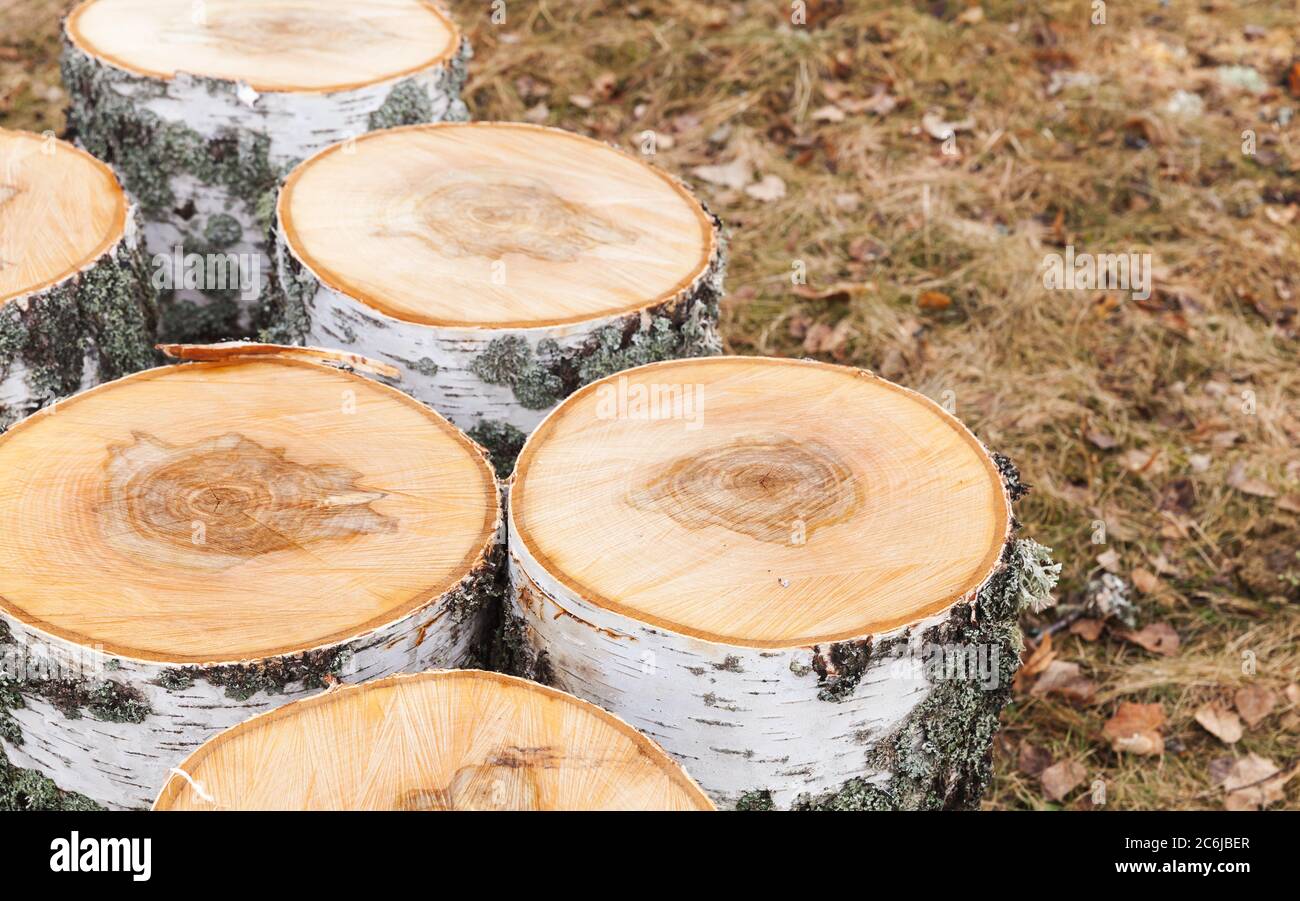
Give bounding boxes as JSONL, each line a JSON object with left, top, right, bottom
{"left": 505, "top": 357, "right": 1059, "bottom": 810}
{"left": 61, "top": 0, "right": 470, "bottom": 340}
{"left": 0, "top": 347, "right": 499, "bottom": 809}
{"left": 0, "top": 2, "right": 1055, "bottom": 813}
{"left": 267, "top": 122, "right": 725, "bottom": 474}
{"left": 154, "top": 671, "right": 713, "bottom": 810}
{"left": 0, "top": 128, "right": 156, "bottom": 430}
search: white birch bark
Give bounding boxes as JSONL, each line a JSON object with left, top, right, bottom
{"left": 0, "top": 209, "right": 157, "bottom": 430}
{"left": 271, "top": 219, "right": 726, "bottom": 442}
{"left": 505, "top": 494, "right": 1059, "bottom": 810}
{"left": 60, "top": 28, "right": 470, "bottom": 336}
{"left": 0, "top": 536, "right": 501, "bottom": 810}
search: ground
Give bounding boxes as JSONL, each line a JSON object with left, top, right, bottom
{"left": 1, "top": 0, "right": 1296, "bottom": 810}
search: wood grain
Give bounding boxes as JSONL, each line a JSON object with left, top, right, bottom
{"left": 155, "top": 671, "right": 714, "bottom": 810}
{"left": 512, "top": 356, "right": 1010, "bottom": 647}
{"left": 0, "top": 128, "right": 126, "bottom": 305}
{"left": 66, "top": 0, "right": 459, "bottom": 93}
{"left": 0, "top": 357, "right": 498, "bottom": 662}
{"left": 279, "top": 122, "right": 716, "bottom": 328}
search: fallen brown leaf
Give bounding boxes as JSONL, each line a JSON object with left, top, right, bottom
{"left": 1070, "top": 618, "right": 1105, "bottom": 641}
{"left": 1234, "top": 685, "right": 1277, "bottom": 727}
{"left": 745, "top": 174, "right": 787, "bottom": 202}
{"left": 1118, "top": 622, "right": 1180, "bottom": 656}
{"left": 1218, "top": 753, "right": 1288, "bottom": 810}
{"left": 1103, "top": 702, "right": 1166, "bottom": 755}
{"left": 1020, "top": 632, "right": 1056, "bottom": 677}
{"left": 916, "top": 290, "right": 952, "bottom": 311}
{"left": 1195, "top": 701, "right": 1243, "bottom": 744}
{"left": 692, "top": 155, "right": 752, "bottom": 190}
{"left": 1118, "top": 447, "right": 1165, "bottom": 476}
{"left": 1096, "top": 548, "right": 1122, "bottom": 574}
{"left": 1130, "top": 568, "right": 1161, "bottom": 595}
{"left": 1086, "top": 428, "right": 1118, "bottom": 450}
{"left": 1227, "top": 462, "right": 1277, "bottom": 498}
{"left": 1018, "top": 742, "right": 1052, "bottom": 777}
{"left": 1031, "top": 660, "right": 1097, "bottom": 705}
{"left": 1041, "top": 760, "right": 1087, "bottom": 802}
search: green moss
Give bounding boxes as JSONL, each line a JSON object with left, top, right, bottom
{"left": 812, "top": 639, "right": 873, "bottom": 703}
{"left": 788, "top": 533, "right": 1059, "bottom": 811}
{"left": 255, "top": 244, "right": 316, "bottom": 345}
{"left": 491, "top": 605, "right": 554, "bottom": 687}
{"left": 754, "top": 456, "right": 1061, "bottom": 811}
{"left": 992, "top": 451, "right": 1029, "bottom": 502}
{"left": 467, "top": 286, "right": 722, "bottom": 415}
{"left": 0, "top": 671, "right": 151, "bottom": 747}
{"left": 711, "top": 655, "right": 744, "bottom": 673}
{"left": 442, "top": 544, "right": 505, "bottom": 628}
{"left": 468, "top": 419, "right": 527, "bottom": 477}
{"left": 62, "top": 44, "right": 278, "bottom": 216}
{"left": 153, "top": 669, "right": 193, "bottom": 691}
{"left": 0, "top": 746, "right": 102, "bottom": 811}
{"left": 0, "top": 221, "right": 158, "bottom": 422}
{"left": 390, "top": 355, "right": 439, "bottom": 378}
{"left": 161, "top": 297, "right": 242, "bottom": 343}
{"left": 472, "top": 335, "right": 534, "bottom": 386}
{"left": 735, "top": 790, "right": 776, "bottom": 811}
{"left": 368, "top": 34, "right": 472, "bottom": 129}
{"left": 204, "top": 213, "right": 243, "bottom": 249}
{"left": 368, "top": 79, "right": 436, "bottom": 131}
{"left": 160, "top": 647, "right": 352, "bottom": 702}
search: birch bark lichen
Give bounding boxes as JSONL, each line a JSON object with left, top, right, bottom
{"left": 509, "top": 526, "right": 1058, "bottom": 810}
{"left": 507, "top": 438, "right": 1058, "bottom": 809}
{"left": 60, "top": 5, "right": 470, "bottom": 341}
{"left": 0, "top": 532, "right": 502, "bottom": 810}
{"left": 0, "top": 209, "right": 157, "bottom": 431}
{"left": 265, "top": 204, "right": 725, "bottom": 475}
{"left": 0, "top": 351, "right": 503, "bottom": 810}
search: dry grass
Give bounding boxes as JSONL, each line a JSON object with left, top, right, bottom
{"left": 2, "top": 0, "right": 1297, "bottom": 809}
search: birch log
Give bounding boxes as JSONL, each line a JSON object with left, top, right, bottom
{"left": 505, "top": 357, "right": 1060, "bottom": 810}
{"left": 0, "top": 348, "right": 500, "bottom": 810}
{"left": 154, "top": 671, "right": 713, "bottom": 810}
{"left": 60, "top": 0, "right": 470, "bottom": 341}
{"left": 267, "top": 122, "right": 725, "bottom": 475}
{"left": 0, "top": 129, "right": 157, "bottom": 431}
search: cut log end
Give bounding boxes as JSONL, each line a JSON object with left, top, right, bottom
{"left": 278, "top": 122, "right": 718, "bottom": 328}
{"left": 65, "top": 0, "right": 461, "bottom": 93}
{"left": 154, "top": 671, "right": 714, "bottom": 811}
{"left": 512, "top": 357, "right": 1011, "bottom": 648}
{"left": 0, "top": 356, "right": 498, "bottom": 663}
{"left": 0, "top": 128, "right": 127, "bottom": 305}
